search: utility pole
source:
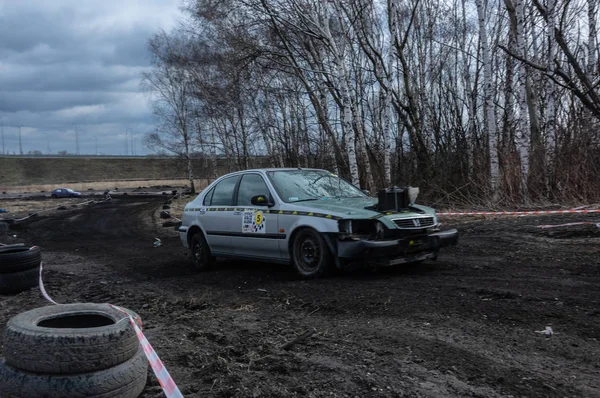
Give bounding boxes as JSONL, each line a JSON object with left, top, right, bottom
{"left": 130, "top": 132, "right": 134, "bottom": 156}
{"left": 19, "top": 125, "right": 23, "bottom": 155}
{"left": 75, "top": 125, "right": 80, "bottom": 155}
{"left": 72, "top": 123, "right": 79, "bottom": 155}
{"left": 46, "top": 133, "right": 50, "bottom": 155}
{"left": 1, "top": 118, "right": 4, "bottom": 155}
{"left": 94, "top": 136, "right": 98, "bottom": 155}
{"left": 124, "top": 130, "right": 129, "bottom": 155}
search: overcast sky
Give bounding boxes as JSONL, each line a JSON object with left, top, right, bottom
{"left": 0, "top": 0, "right": 183, "bottom": 156}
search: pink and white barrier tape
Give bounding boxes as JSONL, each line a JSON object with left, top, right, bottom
{"left": 438, "top": 209, "right": 600, "bottom": 216}
{"left": 38, "top": 257, "right": 183, "bottom": 398}
{"left": 110, "top": 305, "right": 184, "bottom": 398}
{"left": 38, "top": 262, "right": 59, "bottom": 305}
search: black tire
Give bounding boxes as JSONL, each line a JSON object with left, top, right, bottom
{"left": 51, "top": 194, "right": 57, "bottom": 198}
{"left": 0, "top": 347, "right": 147, "bottom": 398}
{"left": 0, "top": 243, "right": 25, "bottom": 251}
{"left": 0, "top": 245, "right": 41, "bottom": 274}
{"left": 291, "top": 228, "right": 332, "bottom": 278}
{"left": 0, "top": 266, "right": 39, "bottom": 294}
{"left": 3, "top": 303, "right": 141, "bottom": 374}
{"left": 190, "top": 232, "right": 213, "bottom": 270}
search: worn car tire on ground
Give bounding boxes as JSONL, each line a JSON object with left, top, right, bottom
{"left": 291, "top": 228, "right": 333, "bottom": 278}
{"left": 0, "top": 245, "right": 41, "bottom": 274}
{"left": 3, "top": 303, "right": 141, "bottom": 374}
{"left": 191, "top": 232, "right": 213, "bottom": 270}
{"left": 0, "top": 347, "right": 147, "bottom": 398}
{"left": 0, "top": 266, "right": 39, "bottom": 294}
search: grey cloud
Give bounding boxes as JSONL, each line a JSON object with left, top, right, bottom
{"left": 0, "top": 0, "right": 182, "bottom": 155}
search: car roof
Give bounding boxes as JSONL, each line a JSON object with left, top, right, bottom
{"left": 226, "top": 168, "right": 329, "bottom": 175}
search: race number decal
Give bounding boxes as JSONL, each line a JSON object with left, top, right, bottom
{"left": 242, "top": 210, "right": 266, "bottom": 233}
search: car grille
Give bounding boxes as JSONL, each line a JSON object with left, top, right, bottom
{"left": 393, "top": 217, "right": 435, "bottom": 229}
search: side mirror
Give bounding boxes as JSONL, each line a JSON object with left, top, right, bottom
{"left": 251, "top": 194, "right": 274, "bottom": 207}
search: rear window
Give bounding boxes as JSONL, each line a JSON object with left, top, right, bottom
{"left": 202, "top": 187, "right": 215, "bottom": 206}
{"left": 208, "top": 176, "right": 239, "bottom": 206}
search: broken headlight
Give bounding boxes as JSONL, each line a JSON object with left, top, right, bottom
{"left": 338, "top": 219, "right": 386, "bottom": 239}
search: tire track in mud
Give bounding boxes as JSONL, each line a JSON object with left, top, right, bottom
{"left": 16, "top": 197, "right": 165, "bottom": 244}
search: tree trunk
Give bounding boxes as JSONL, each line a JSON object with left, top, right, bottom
{"left": 321, "top": 13, "right": 360, "bottom": 187}
{"left": 476, "top": 0, "right": 499, "bottom": 198}
{"left": 508, "top": 0, "right": 531, "bottom": 196}
{"left": 588, "top": 0, "right": 598, "bottom": 76}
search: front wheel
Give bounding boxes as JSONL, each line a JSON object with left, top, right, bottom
{"left": 51, "top": 194, "right": 57, "bottom": 198}
{"left": 190, "top": 232, "right": 213, "bottom": 270}
{"left": 291, "top": 228, "right": 332, "bottom": 278}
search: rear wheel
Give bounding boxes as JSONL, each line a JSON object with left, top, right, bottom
{"left": 51, "top": 194, "right": 57, "bottom": 198}
{"left": 291, "top": 228, "right": 332, "bottom": 278}
{"left": 190, "top": 232, "right": 213, "bottom": 270}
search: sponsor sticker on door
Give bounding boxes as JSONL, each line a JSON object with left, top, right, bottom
{"left": 242, "top": 210, "right": 265, "bottom": 233}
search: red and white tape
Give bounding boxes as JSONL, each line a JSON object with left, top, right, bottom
{"left": 110, "top": 305, "right": 184, "bottom": 398}
{"left": 39, "top": 262, "right": 59, "bottom": 305}
{"left": 38, "top": 259, "right": 183, "bottom": 398}
{"left": 438, "top": 209, "right": 600, "bottom": 216}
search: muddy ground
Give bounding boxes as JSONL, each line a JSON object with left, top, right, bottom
{"left": 1, "top": 196, "right": 599, "bottom": 397}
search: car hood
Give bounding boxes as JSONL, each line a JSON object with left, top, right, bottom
{"left": 289, "top": 198, "right": 434, "bottom": 218}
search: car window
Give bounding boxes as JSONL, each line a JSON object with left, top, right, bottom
{"left": 202, "top": 187, "right": 215, "bottom": 206}
{"left": 268, "top": 170, "right": 366, "bottom": 203}
{"left": 237, "top": 174, "right": 269, "bottom": 206}
{"left": 209, "top": 176, "right": 239, "bottom": 206}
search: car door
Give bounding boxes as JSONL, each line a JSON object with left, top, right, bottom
{"left": 232, "top": 173, "right": 281, "bottom": 260}
{"left": 199, "top": 175, "right": 239, "bottom": 255}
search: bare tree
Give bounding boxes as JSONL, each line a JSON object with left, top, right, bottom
{"left": 142, "top": 32, "right": 198, "bottom": 193}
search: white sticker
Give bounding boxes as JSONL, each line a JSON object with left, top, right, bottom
{"left": 242, "top": 210, "right": 266, "bottom": 233}
{"left": 289, "top": 197, "right": 299, "bottom": 201}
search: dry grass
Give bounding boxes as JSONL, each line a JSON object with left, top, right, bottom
{"left": 0, "top": 179, "right": 209, "bottom": 194}
{"left": 0, "top": 198, "right": 91, "bottom": 218}
{"left": 162, "top": 193, "right": 198, "bottom": 221}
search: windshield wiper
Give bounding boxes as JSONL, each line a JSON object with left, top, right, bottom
{"left": 292, "top": 198, "right": 320, "bottom": 203}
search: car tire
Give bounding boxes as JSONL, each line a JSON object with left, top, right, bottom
{"left": 291, "top": 228, "right": 332, "bottom": 278}
{"left": 0, "top": 245, "right": 42, "bottom": 274}
{"left": 0, "top": 347, "right": 147, "bottom": 398}
{"left": 0, "top": 266, "right": 39, "bottom": 294}
{"left": 2, "top": 303, "right": 141, "bottom": 374}
{"left": 190, "top": 232, "right": 213, "bottom": 270}
{"left": 51, "top": 194, "right": 57, "bottom": 198}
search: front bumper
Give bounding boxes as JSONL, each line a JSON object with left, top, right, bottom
{"left": 179, "top": 226, "right": 189, "bottom": 248}
{"left": 335, "top": 228, "right": 458, "bottom": 266}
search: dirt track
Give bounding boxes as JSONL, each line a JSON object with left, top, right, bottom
{"left": 1, "top": 197, "right": 600, "bottom": 397}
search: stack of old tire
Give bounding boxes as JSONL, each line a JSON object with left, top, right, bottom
{"left": 0, "top": 244, "right": 41, "bottom": 294}
{"left": 0, "top": 303, "right": 148, "bottom": 397}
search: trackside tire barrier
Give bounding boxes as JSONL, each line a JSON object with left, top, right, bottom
{"left": 0, "top": 266, "right": 39, "bottom": 294}
{"left": 0, "top": 245, "right": 41, "bottom": 274}
{"left": 0, "top": 347, "right": 148, "bottom": 398}
{"left": 2, "top": 303, "right": 141, "bottom": 375}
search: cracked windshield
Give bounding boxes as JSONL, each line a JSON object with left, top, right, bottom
{"left": 268, "top": 170, "right": 367, "bottom": 203}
